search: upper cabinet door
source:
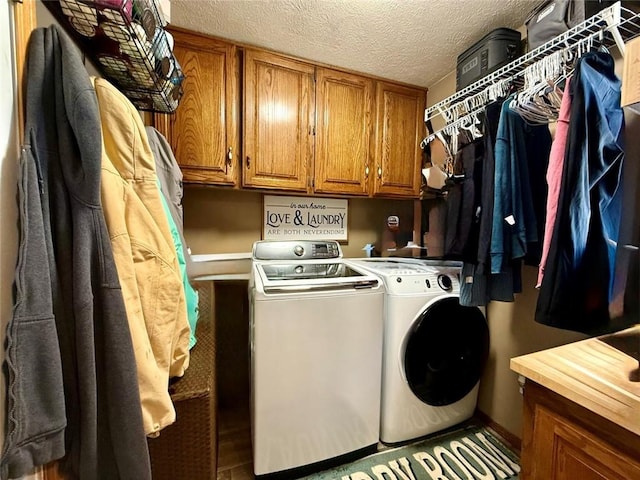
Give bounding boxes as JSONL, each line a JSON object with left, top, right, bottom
{"left": 314, "top": 68, "right": 374, "bottom": 196}
{"left": 243, "top": 49, "right": 315, "bottom": 192}
{"left": 157, "top": 29, "right": 239, "bottom": 186}
{"left": 373, "top": 82, "right": 426, "bottom": 198}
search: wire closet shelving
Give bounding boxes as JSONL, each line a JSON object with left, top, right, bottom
{"left": 424, "top": 2, "right": 640, "bottom": 132}
{"left": 48, "top": 0, "right": 185, "bottom": 113}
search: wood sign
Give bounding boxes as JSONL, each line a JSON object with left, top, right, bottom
{"left": 263, "top": 195, "right": 348, "bottom": 241}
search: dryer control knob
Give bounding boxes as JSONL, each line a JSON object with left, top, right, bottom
{"left": 437, "top": 274, "right": 452, "bottom": 291}
{"left": 294, "top": 245, "right": 304, "bottom": 256}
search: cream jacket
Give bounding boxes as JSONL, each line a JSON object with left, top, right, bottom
{"left": 92, "top": 77, "right": 190, "bottom": 437}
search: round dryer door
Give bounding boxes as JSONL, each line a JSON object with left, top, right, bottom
{"left": 403, "top": 296, "right": 489, "bottom": 407}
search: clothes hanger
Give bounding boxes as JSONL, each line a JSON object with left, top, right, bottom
{"left": 420, "top": 125, "right": 456, "bottom": 187}
{"left": 511, "top": 50, "right": 568, "bottom": 124}
{"left": 460, "top": 112, "right": 483, "bottom": 140}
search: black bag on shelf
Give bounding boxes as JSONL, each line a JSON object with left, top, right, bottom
{"left": 455, "top": 28, "right": 522, "bottom": 91}
{"left": 525, "top": 0, "right": 616, "bottom": 51}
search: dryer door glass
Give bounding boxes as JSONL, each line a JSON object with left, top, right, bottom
{"left": 403, "top": 297, "right": 489, "bottom": 406}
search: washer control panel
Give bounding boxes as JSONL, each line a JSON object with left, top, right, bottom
{"left": 346, "top": 259, "right": 463, "bottom": 295}
{"left": 253, "top": 240, "right": 342, "bottom": 261}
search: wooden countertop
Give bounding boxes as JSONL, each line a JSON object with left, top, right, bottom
{"left": 511, "top": 325, "right": 640, "bottom": 437}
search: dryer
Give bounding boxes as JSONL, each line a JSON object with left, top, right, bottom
{"left": 347, "top": 258, "right": 489, "bottom": 444}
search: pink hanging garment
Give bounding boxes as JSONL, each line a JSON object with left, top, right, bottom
{"left": 537, "top": 76, "right": 572, "bottom": 288}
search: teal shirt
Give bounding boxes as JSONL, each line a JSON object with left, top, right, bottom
{"left": 156, "top": 180, "right": 199, "bottom": 348}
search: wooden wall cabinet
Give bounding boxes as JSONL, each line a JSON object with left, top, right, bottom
{"left": 314, "top": 68, "right": 374, "bottom": 196}
{"left": 158, "top": 34, "right": 426, "bottom": 198}
{"left": 243, "top": 49, "right": 425, "bottom": 198}
{"left": 521, "top": 381, "right": 640, "bottom": 480}
{"left": 373, "top": 81, "right": 426, "bottom": 198}
{"left": 242, "top": 49, "right": 315, "bottom": 192}
{"left": 154, "top": 28, "right": 240, "bottom": 186}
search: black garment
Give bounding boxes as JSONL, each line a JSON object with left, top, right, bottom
{"left": 536, "top": 52, "right": 626, "bottom": 334}
{"left": 460, "top": 99, "right": 523, "bottom": 306}
{"left": 444, "top": 177, "right": 463, "bottom": 256}
{"left": 459, "top": 260, "right": 522, "bottom": 306}
{"left": 523, "top": 124, "right": 551, "bottom": 267}
{"left": 445, "top": 138, "right": 483, "bottom": 258}
{"left": 462, "top": 134, "right": 486, "bottom": 264}
{"left": 477, "top": 100, "right": 503, "bottom": 273}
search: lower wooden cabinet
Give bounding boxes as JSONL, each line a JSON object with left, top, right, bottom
{"left": 521, "top": 381, "right": 640, "bottom": 480}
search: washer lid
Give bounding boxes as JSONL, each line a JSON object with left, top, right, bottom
{"left": 255, "top": 262, "right": 380, "bottom": 294}
{"left": 403, "top": 296, "right": 489, "bottom": 407}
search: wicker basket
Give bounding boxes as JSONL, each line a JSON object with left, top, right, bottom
{"left": 148, "top": 282, "right": 216, "bottom": 479}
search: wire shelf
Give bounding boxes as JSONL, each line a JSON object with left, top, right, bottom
{"left": 424, "top": 1, "right": 640, "bottom": 126}
{"left": 51, "top": 0, "right": 184, "bottom": 113}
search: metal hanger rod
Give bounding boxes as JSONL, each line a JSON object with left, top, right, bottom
{"left": 424, "top": 2, "right": 637, "bottom": 126}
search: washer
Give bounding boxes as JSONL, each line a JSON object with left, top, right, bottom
{"left": 249, "top": 240, "right": 384, "bottom": 476}
{"left": 347, "top": 258, "right": 489, "bottom": 444}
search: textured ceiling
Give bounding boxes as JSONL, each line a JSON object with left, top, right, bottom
{"left": 170, "top": 0, "right": 534, "bottom": 89}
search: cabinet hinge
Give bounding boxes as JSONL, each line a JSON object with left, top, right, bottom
{"left": 518, "top": 375, "right": 526, "bottom": 395}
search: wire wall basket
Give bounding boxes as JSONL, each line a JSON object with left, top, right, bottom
{"left": 53, "top": 0, "right": 184, "bottom": 113}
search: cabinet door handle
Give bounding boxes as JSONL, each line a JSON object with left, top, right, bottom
{"left": 226, "top": 147, "right": 233, "bottom": 174}
{"left": 377, "top": 166, "right": 382, "bottom": 178}
{"left": 246, "top": 156, "right": 251, "bottom": 169}
{"left": 365, "top": 165, "right": 370, "bottom": 177}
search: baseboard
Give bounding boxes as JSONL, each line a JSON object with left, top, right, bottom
{"left": 473, "top": 409, "right": 522, "bottom": 455}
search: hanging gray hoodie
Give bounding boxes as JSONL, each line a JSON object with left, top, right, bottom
{"left": 1, "top": 25, "right": 152, "bottom": 480}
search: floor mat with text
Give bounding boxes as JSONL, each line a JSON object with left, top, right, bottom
{"left": 299, "top": 423, "right": 520, "bottom": 480}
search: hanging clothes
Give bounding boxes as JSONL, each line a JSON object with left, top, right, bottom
{"left": 444, "top": 136, "right": 483, "bottom": 258}
{"left": 1, "top": 25, "right": 152, "bottom": 480}
{"left": 145, "top": 127, "right": 188, "bottom": 249}
{"left": 535, "top": 51, "right": 625, "bottom": 334}
{"left": 146, "top": 127, "right": 199, "bottom": 349}
{"left": 490, "top": 95, "right": 551, "bottom": 275}
{"left": 460, "top": 99, "right": 523, "bottom": 306}
{"left": 461, "top": 135, "right": 486, "bottom": 264}
{"left": 537, "top": 76, "right": 573, "bottom": 287}
{"left": 92, "top": 77, "right": 191, "bottom": 437}
{"left": 1, "top": 27, "right": 66, "bottom": 478}
{"left": 522, "top": 105, "right": 552, "bottom": 268}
